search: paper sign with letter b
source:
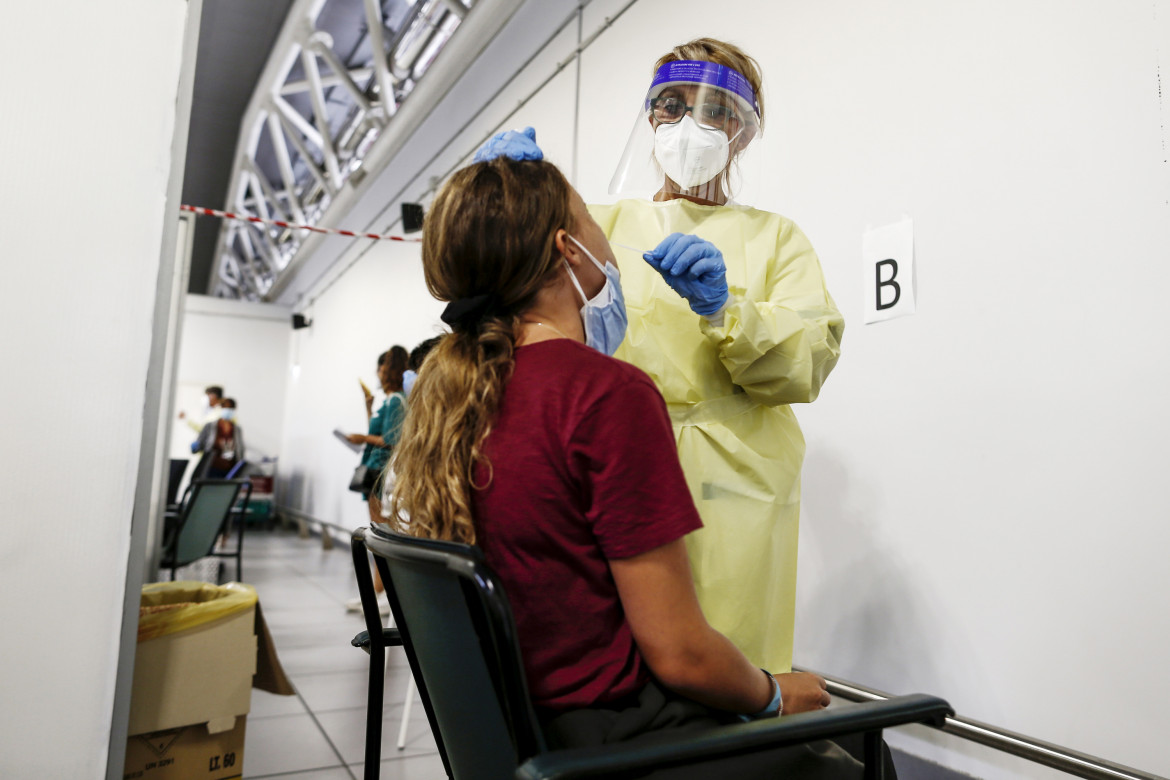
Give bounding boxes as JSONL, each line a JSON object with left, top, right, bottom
{"left": 862, "top": 217, "right": 916, "bottom": 324}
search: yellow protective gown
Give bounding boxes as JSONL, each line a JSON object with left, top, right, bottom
{"left": 588, "top": 198, "right": 844, "bottom": 674}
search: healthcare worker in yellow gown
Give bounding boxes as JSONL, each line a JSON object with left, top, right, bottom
{"left": 473, "top": 38, "right": 842, "bottom": 676}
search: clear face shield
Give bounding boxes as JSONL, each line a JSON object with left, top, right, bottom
{"left": 609, "top": 60, "right": 761, "bottom": 204}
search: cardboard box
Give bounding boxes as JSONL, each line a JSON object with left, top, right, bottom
{"left": 125, "top": 585, "right": 294, "bottom": 780}
{"left": 128, "top": 604, "right": 257, "bottom": 736}
{"left": 123, "top": 716, "right": 245, "bottom": 780}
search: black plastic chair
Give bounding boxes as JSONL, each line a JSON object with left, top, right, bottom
{"left": 160, "top": 479, "right": 247, "bottom": 582}
{"left": 165, "top": 458, "right": 189, "bottom": 510}
{"left": 216, "top": 478, "right": 252, "bottom": 581}
{"left": 162, "top": 482, "right": 194, "bottom": 541}
{"left": 351, "top": 525, "right": 953, "bottom": 780}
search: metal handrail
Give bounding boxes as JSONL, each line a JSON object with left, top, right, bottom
{"left": 794, "top": 667, "right": 1164, "bottom": 780}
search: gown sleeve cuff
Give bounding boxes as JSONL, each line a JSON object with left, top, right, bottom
{"left": 699, "top": 293, "right": 736, "bottom": 329}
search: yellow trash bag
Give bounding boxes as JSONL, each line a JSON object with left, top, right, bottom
{"left": 138, "top": 581, "right": 258, "bottom": 642}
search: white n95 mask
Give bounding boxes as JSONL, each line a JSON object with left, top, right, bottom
{"left": 654, "top": 115, "right": 740, "bottom": 189}
{"left": 564, "top": 235, "right": 627, "bottom": 356}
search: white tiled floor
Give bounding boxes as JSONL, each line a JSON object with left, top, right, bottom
{"left": 233, "top": 526, "right": 446, "bottom": 780}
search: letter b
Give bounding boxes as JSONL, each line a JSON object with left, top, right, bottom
{"left": 876, "top": 259, "right": 901, "bottom": 310}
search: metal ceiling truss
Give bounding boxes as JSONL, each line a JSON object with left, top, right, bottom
{"left": 211, "top": 0, "right": 473, "bottom": 300}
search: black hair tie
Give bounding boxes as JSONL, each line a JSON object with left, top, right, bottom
{"left": 440, "top": 293, "right": 502, "bottom": 329}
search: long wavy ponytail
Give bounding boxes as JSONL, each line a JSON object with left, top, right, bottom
{"left": 388, "top": 158, "right": 576, "bottom": 544}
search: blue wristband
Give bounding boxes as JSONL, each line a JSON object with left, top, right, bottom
{"left": 748, "top": 669, "right": 782, "bottom": 719}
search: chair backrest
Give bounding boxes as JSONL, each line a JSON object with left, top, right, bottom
{"left": 166, "top": 459, "right": 189, "bottom": 506}
{"left": 362, "top": 524, "right": 547, "bottom": 780}
{"left": 171, "top": 480, "right": 244, "bottom": 566}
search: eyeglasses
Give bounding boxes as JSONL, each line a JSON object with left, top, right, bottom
{"left": 649, "top": 96, "right": 741, "bottom": 133}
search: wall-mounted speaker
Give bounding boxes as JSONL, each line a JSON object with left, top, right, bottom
{"left": 402, "top": 203, "right": 425, "bottom": 233}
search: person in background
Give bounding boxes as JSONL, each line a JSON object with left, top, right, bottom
{"left": 179, "top": 384, "right": 224, "bottom": 434}
{"left": 402, "top": 335, "right": 443, "bottom": 397}
{"left": 476, "top": 38, "right": 844, "bottom": 679}
{"left": 192, "top": 397, "right": 244, "bottom": 478}
{"left": 345, "top": 347, "right": 408, "bottom": 612}
{"left": 379, "top": 334, "right": 444, "bottom": 521}
{"left": 386, "top": 156, "right": 860, "bottom": 777}
{"left": 349, "top": 347, "right": 408, "bottom": 515}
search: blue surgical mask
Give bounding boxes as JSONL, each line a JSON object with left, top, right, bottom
{"left": 219, "top": 408, "right": 236, "bottom": 422}
{"left": 402, "top": 369, "right": 418, "bottom": 397}
{"left": 564, "top": 235, "right": 627, "bottom": 356}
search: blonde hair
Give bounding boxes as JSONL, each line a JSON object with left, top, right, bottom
{"left": 655, "top": 38, "right": 765, "bottom": 198}
{"left": 655, "top": 37, "right": 765, "bottom": 129}
{"left": 387, "top": 159, "right": 576, "bottom": 544}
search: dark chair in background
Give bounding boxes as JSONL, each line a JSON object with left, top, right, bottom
{"left": 165, "top": 458, "right": 189, "bottom": 511}
{"left": 350, "top": 524, "right": 953, "bottom": 780}
{"left": 215, "top": 477, "right": 252, "bottom": 581}
{"left": 160, "top": 479, "right": 247, "bottom": 582}
{"left": 221, "top": 460, "right": 250, "bottom": 563}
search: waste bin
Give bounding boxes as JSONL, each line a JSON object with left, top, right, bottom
{"left": 124, "top": 581, "right": 271, "bottom": 780}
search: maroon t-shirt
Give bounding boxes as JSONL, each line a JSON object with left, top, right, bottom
{"left": 472, "top": 339, "right": 703, "bottom": 711}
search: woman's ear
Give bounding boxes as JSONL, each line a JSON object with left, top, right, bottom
{"left": 556, "top": 228, "right": 583, "bottom": 268}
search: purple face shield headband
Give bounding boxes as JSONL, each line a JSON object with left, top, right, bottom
{"left": 645, "top": 60, "right": 760, "bottom": 120}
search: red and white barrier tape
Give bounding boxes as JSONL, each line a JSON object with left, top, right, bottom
{"left": 180, "top": 204, "right": 420, "bottom": 242}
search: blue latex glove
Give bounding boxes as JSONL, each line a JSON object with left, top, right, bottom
{"left": 644, "top": 233, "right": 729, "bottom": 317}
{"left": 472, "top": 126, "right": 543, "bottom": 163}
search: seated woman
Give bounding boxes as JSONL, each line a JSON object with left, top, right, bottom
{"left": 387, "top": 157, "right": 862, "bottom": 778}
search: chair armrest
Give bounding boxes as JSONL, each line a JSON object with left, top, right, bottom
{"left": 515, "top": 694, "right": 952, "bottom": 780}
{"left": 351, "top": 627, "right": 403, "bottom": 654}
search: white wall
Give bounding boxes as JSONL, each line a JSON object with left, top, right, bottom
{"left": 171, "top": 295, "right": 292, "bottom": 471}
{"left": 279, "top": 242, "right": 445, "bottom": 530}
{"left": 0, "top": 1, "right": 193, "bottom": 777}
{"left": 279, "top": 0, "right": 1170, "bottom": 776}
